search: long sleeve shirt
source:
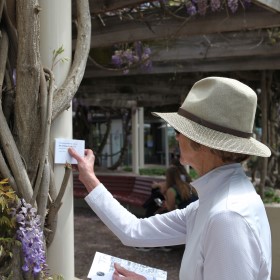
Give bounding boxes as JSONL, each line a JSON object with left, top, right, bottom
{"left": 85, "top": 163, "right": 271, "bottom": 280}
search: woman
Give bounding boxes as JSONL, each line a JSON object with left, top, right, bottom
{"left": 69, "top": 77, "right": 271, "bottom": 280}
{"left": 162, "top": 165, "right": 197, "bottom": 211}
{"left": 144, "top": 164, "right": 196, "bottom": 216}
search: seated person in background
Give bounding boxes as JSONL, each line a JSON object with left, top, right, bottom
{"left": 162, "top": 165, "right": 198, "bottom": 211}
{"left": 143, "top": 164, "right": 198, "bottom": 217}
{"left": 170, "top": 157, "right": 192, "bottom": 183}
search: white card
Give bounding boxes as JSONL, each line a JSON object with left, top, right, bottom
{"left": 54, "top": 138, "right": 85, "bottom": 164}
{"left": 88, "top": 252, "right": 167, "bottom": 280}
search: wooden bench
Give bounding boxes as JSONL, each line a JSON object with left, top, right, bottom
{"left": 73, "top": 173, "right": 164, "bottom": 209}
{"left": 73, "top": 173, "right": 135, "bottom": 199}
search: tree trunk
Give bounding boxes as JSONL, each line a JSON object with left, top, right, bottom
{"left": 14, "top": 0, "right": 41, "bottom": 185}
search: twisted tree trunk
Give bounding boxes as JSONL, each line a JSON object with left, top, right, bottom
{"left": 0, "top": 0, "right": 91, "bottom": 277}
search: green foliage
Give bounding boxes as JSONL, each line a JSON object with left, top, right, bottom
{"left": 123, "top": 166, "right": 198, "bottom": 179}
{"left": 122, "top": 166, "right": 132, "bottom": 172}
{"left": 267, "top": 28, "right": 280, "bottom": 45}
{"left": 139, "top": 167, "right": 166, "bottom": 176}
{"left": 0, "top": 179, "right": 65, "bottom": 279}
{"left": 263, "top": 187, "right": 280, "bottom": 204}
{"left": 51, "top": 45, "right": 69, "bottom": 70}
{"left": 0, "top": 179, "right": 19, "bottom": 278}
{"left": 188, "top": 168, "right": 199, "bottom": 180}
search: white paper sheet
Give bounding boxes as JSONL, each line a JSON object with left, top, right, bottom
{"left": 54, "top": 138, "right": 85, "bottom": 164}
{"left": 88, "top": 252, "right": 167, "bottom": 280}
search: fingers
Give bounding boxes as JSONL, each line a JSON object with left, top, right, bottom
{"left": 113, "top": 263, "right": 146, "bottom": 280}
{"left": 68, "top": 147, "right": 81, "bottom": 161}
{"left": 114, "top": 263, "right": 134, "bottom": 278}
{"left": 114, "top": 263, "right": 127, "bottom": 275}
{"left": 68, "top": 148, "right": 94, "bottom": 162}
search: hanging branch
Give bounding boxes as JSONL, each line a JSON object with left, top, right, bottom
{"left": 96, "top": 111, "right": 112, "bottom": 155}
{"left": 0, "top": 102, "right": 33, "bottom": 201}
{"left": 0, "top": 0, "right": 4, "bottom": 20}
{"left": 31, "top": 67, "right": 54, "bottom": 206}
{"left": 0, "top": 28, "right": 33, "bottom": 201}
{"left": 0, "top": 150, "right": 18, "bottom": 192}
{"left": 3, "top": 2, "right": 18, "bottom": 69}
{"left": 109, "top": 109, "right": 132, "bottom": 170}
{"left": 2, "top": 67, "right": 15, "bottom": 124}
{"left": 0, "top": 29, "right": 8, "bottom": 98}
{"left": 51, "top": 0, "right": 91, "bottom": 121}
{"left": 45, "top": 163, "right": 72, "bottom": 246}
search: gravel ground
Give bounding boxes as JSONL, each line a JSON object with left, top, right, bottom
{"left": 74, "top": 204, "right": 184, "bottom": 280}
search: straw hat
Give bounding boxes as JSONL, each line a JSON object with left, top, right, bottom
{"left": 152, "top": 77, "right": 271, "bottom": 157}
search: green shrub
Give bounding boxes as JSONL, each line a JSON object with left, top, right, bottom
{"left": 122, "top": 165, "right": 199, "bottom": 179}
{"left": 263, "top": 187, "right": 280, "bottom": 203}
{"left": 139, "top": 168, "right": 166, "bottom": 176}
{"left": 122, "top": 166, "right": 132, "bottom": 172}
{"left": 189, "top": 169, "right": 199, "bottom": 180}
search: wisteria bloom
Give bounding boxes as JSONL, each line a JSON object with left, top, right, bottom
{"left": 228, "top": 0, "right": 239, "bottom": 13}
{"left": 185, "top": 1, "right": 197, "bottom": 16}
{"left": 210, "top": 0, "right": 221, "bottom": 11}
{"left": 111, "top": 42, "right": 152, "bottom": 73}
{"left": 197, "top": 0, "right": 208, "bottom": 15}
{"left": 141, "top": 47, "right": 152, "bottom": 72}
{"left": 16, "top": 199, "right": 47, "bottom": 275}
{"left": 242, "top": 0, "right": 251, "bottom": 8}
{"left": 112, "top": 51, "right": 123, "bottom": 68}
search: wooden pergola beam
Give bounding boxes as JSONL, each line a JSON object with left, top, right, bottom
{"left": 84, "top": 0, "right": 280, "bottom": 15}
{"left": 73, "top": 0, "right": 159, "bottom": 16}
{"left": 84, "top": 55, "right": 280, "bottom": 78}
{"left": 85, "top": 29, "right": 280, "bottom": 78}
{"left": 91, "top": 5, "right": 280, "bottom": 48}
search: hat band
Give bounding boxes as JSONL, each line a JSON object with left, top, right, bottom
{"left": 178, "top": 108, "right": 253, "bottom": 138}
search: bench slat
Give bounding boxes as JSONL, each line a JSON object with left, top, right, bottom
{"left": 73, "top": 172, "right": 164, "bottom": 209}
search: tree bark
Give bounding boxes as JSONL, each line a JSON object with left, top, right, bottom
{"left": 14, "top": 0, "right": 41, "bottom": 185}
{"left": 51, "top": 0, "right": 91, "bottom": 120}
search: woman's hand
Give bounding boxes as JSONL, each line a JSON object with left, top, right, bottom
{"left": 113, "top": 263, "right": 147, "bottom": 280}
{"left": 68, "top": 148, "right": 100, "bottom": 193}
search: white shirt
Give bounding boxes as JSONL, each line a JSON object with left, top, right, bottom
{"left": 85, "top": 163, "right": 271, "bottom": 280}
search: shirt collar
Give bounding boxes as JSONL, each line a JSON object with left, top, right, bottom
{"left": 191, "top": 163, "right": 243, "bottom": 199}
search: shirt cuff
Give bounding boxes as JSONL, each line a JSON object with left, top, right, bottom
{"left": 84, "top": 183, "right": 106, "bottom": 204}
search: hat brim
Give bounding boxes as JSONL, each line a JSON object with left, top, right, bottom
{"left": 152, "top": 112, "right": 271, "bottom": 157}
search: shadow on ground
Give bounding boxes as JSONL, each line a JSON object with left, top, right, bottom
{"left": 74, "top": 205, "right": 184, "bottom": 280}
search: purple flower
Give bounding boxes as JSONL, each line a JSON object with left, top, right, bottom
{"left": 16, "top": 199, "right": 48, "bottom": 275}
{"left": 185, "top": 2, "right": 197, "bottom": 16}
{"left": 123, "top": 49, "right": 134, "bottom": 65}
{"left": 197, "top": 0, "right": 207, "bottom": 15}
{"left": 242, "top": 0, "right": 251, "bottom": 8}
{"left": 134, "top": 41, "right": 143, "bottom": 59}
{"left": 111, "top": 42, "right": 152, "bottom": 73}
{"left": 210, "top": 0, "right": 221, "bottom": 11}
{"left": 143, "top": 47, "right": 151, "bottom": 56}
{"left": 228, "top": 0, "right": 239, "bottom": 13}
{"left": 112, "top": 51, "right": 123, "bottom": 68}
